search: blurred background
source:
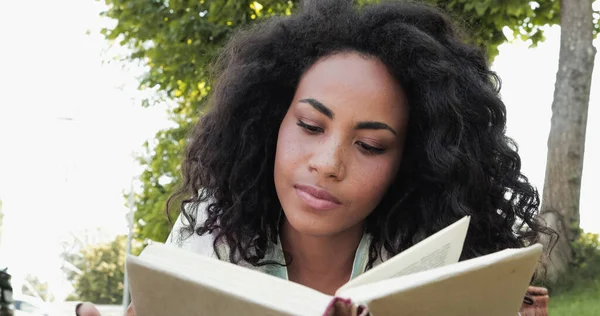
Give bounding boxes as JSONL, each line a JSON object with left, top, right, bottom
{"left": 0, "top": 0, "right": 598, "bottom": 315}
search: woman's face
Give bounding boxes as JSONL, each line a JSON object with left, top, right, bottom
{"left": 274, "top": 52, "right": 409, "bottom": 237}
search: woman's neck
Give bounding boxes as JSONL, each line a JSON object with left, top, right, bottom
{"left": 280, "top": 218, "right": 364, "bottom": 295}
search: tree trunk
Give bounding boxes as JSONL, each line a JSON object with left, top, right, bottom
{"left": 540, "top": 0, "right": 596, "bottom": 283}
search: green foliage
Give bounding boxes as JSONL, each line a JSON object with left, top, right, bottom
{"left": 425, "top": 0, "right": 560, "bottom": 58}
{"left": 100, "top": 0, "right": 596, "bottom": 244}
{"left": 102, "top": 0, "right": 296, "bottom": 243}
{"left": 65, "top": 235, "right": 127, "bottom": 304}
{"left": 21, "top": 275, "right": 54, "bottom": 302}
{"left": 134, "top": 121, "right": 192, "bottom": 242}
{"left": 537, "top": 230, "right": 600, "bottom": 295}
{"left": 101, "top": 0, "right": 294, "bottom": 109}
{"left": 532, "top": 230, "right": 600, "bottom": 315}
{"left": 549, "top": 278, "right": 600, "bottom": 316}
{"left": 571, "top": 231, "right": 600, "bottom": 273}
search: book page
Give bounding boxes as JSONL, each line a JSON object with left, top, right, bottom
{"left": 127, "top": 243, "right": 333, "bottom": 316}
{"left": 337, "top": 216, "right": 470, "bottom": 293}
{"left": 339, "top": 244, "right": 543, "bottom": 316}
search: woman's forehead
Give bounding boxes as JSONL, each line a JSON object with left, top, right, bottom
{"left": 293, "top": 52, "right": 408, "bottom": 123}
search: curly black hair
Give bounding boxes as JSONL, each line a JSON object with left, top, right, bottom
{"left": 168, "top": 0, "right": 555, "bottom": 270}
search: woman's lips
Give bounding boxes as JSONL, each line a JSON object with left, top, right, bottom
{"left": 294, "top": 184, "right": 342, "bottom": 210}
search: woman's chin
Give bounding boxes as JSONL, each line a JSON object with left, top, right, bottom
{"left": 282, "top": 212, "right": 345, "bottom": 237}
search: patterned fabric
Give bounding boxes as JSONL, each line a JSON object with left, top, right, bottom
{"left": 257, "top": 229, "right": 376, "bottom": 281}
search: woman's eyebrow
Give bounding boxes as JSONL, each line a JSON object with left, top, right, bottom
{"left": 299, "top": 98, "right": 334, "bottom": 119}
{"left": 299, "top": 98, "right": 397, "bottom": 135}
{"left": 355, "top": 121, "right": 397, "bottom": 136}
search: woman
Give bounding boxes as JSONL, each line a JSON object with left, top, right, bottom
{"left": 128, "top": 0, "right": 553, "bottom": 314}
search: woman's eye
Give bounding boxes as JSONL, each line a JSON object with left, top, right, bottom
{"left": 297, "top": 120, "right": 323, "bottom": 134}
{"left": 356, "top": 141, "right": 385, "bottom": 155}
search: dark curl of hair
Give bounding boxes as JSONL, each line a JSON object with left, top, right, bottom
{"left": 169, "top": 0, "right": 555, "bottom": 270}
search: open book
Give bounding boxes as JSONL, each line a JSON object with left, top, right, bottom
{"left": 126, "top": 216, "right": 543, "bottom": 316}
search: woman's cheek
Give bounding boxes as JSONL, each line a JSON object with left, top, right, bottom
{"left": 353, "top": 160, "right": 396, "bottom": 199}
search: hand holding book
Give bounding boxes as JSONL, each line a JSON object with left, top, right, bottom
{"left": 126, "top": 216, "right": 543, "bottom": 316}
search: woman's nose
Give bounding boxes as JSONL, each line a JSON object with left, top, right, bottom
{"left": 308, "top": 138, "right": 346, "bottom": 180}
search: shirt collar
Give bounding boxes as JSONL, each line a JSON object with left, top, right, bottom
{"left": 258, "top": 232, "right": 378, "bottom": 281}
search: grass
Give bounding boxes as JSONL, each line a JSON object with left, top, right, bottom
{"left": 549, "top": 278, "right": 600, "bottom": 316}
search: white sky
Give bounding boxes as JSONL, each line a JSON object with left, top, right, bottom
{"left": 0, "top": 0, "right": 598, "bottom": 300}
